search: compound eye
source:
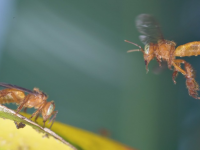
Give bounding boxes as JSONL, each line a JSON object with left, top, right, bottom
{"left": 47, "top": 104, "right": 54, "bottom": 116}
{"left": 144, "top": 44, "right": 150, "bottom": 54}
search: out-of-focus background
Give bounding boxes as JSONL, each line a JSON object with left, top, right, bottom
{"left": 1, "top": 0, "right": 200, "bottom": 150}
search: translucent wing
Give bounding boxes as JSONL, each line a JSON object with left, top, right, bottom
{"left": 136, "top": 14, "right": 164, "bottom": 44}
{"left": 152, "top": 62, "right": 167, "bottom": 75}
{"left": 0, "top": 82, "right": 34, "bottom": 94}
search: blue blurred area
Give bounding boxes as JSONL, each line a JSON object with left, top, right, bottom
{"left": 1, "top": 0, "right": 200, "bottom": 150}
{"left": 0, "top": 0, "right": 16, "bottom": 60}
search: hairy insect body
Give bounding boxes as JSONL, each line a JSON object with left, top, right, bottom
{"left": 125, "top": 14, "right": 200, "bottom": 99}
{"left": 144, "top": 40, "right": 176, "bottom": 70}
{"left": 0, "top": 89, "right": 25, "bottom": 104}
{"left": 175, "top": 41, "right": 200, "bottom": 57}
{"left": 147, "top": 41, "right": 200, "bottom": 99}
{"left": 157, "top": 40, "right": 176, "bottom": 60}
{"left": 127, "top": 39, "right": 200, "bottom": 99}
{"left": 184, "top": 62, "right": 199, "bottom": 98}
{"left": 23, "top": 89, "right": 47, "bottom": 109}
{"left": 0, "top": 83, "right": 58, "bottom": 128}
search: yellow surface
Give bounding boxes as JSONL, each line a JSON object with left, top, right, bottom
{"left": 51, "top": 121, "right": 135, "bottom": 150}
{"left": 20, "top": 113, "right": 135, "bottom": 150}
{"left": 0, "top": 118, "right": 73, "bottom": 150}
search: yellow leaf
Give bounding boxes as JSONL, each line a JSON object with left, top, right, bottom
{"left": 21, "top": 113, "right": 136, "bottom": 150}
{"left": 0, "top": 105, "right": 76, "bottom": 150}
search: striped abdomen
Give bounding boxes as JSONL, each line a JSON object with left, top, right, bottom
{"left": 0, "top": 89, "right": 25, "bottom": 104}
{"left": 174, "top": 41, "right": 200, "bottom": 57}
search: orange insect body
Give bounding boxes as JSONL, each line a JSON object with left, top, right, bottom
{"left": 125, "top": 14, "right": 200, "bottom": 99}
{"left": 144, "top": 40, "right": 176, "bottom": 68}
{"left": 175, "top": 41, "right": 200, "bottom": 57}
{"left": 22, "top": 88, "right": 48, "bottom": 109}
{"left": 0, "top": 88, "right": 25, "bottom": 104}
{"left": 0, "top": 83, "right": 58, "bottom": 128}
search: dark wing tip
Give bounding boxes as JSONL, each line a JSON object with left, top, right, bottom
{"left": 0, "top": 82, "right": 34, "bottom": 94}
{"left": 135, "top": 14, "right": 164, "bottom": 44}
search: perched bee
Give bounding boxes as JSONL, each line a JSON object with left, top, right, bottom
{"left": 125, "top": 14, "right": 200, "bottom": 99}
{"left": 0, "top": 82, "right": 58, "bottom": 128}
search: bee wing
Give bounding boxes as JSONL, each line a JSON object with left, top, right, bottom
{"left": 152, "top": 62, "right": 168, "bottom": 75}
{"left": 0, "top": 82, "right": 34, "bottom": 94}
{"left": 136, "top": 14, "right": 164, "bottom": 44}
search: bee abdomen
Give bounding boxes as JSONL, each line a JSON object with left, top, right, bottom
{"left": 175, "top": 41, "right": 200, "bottom": 57}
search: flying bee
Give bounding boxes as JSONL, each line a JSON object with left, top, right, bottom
{"left": 0, "top": 82, "right": 58, "bottom": 128}
{"left": 125, "top": 14, "right": 200, "bottom": 99}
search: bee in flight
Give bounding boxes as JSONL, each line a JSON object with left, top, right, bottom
{"left": 125, "top": 14, "right": 200, "bottom": 99}
{"left": 0, "top": 82, "right": 58, "bottom": 128}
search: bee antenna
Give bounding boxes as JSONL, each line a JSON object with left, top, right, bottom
{"left": 124, "top": 40, "right": 141, "bottom": 48}
{"left": 127, "top": 49, "right": 141, "bottom": 53}
{"left": 124, "top": 40, "right": 144, "bottom": 54}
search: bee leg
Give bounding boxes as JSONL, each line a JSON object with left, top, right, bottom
{"left": 172, "top": 71, "right": 178, "bottom": 84}
{"left": 16, "top": 94, "right": 31, "bottom": 113}
{"left": 30, "top": 103, "right": 45, "bottom": 125}
{"left": 156, "top": 58, "right": 162, "bottom": 67}
{"left": 23, "top": 107, "right": 27, "bottom": 113}
{"left": 43, "top": 120, "right": 46, "bottom": 128}
{"left": 30, "top": 103, "right": 45, "bottom": 119}
{"left": 186, "top": 78, "right": 200, "bottom": 99}
{"left": 48, "top": 111, "right": 58, "bottom": 129}
{"left": 184, "top": 62, "right": 200, "bottom": 99}
{"left": 144, "top": 60, "right": 149, "bottom": 73}
{"left": 154, "top": 50, "right": 162, "bottom": 67}
{"left": 172, "top": 60, "right": 186, "bottom": 76}
{"left": 30, "top": 109, "right": 40, "bottom": 119}
{"left": 172, "top": 62, "right": 181, "bottom": 84}
{"left": 34, "top": 112, "right": 40, "bottom": 123}
{"left": 173, "top": 59, "right": 200, "bottom": 99}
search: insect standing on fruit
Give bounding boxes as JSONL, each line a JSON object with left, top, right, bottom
{"left": 0, "top": 82, "right": 58, "bottom": 128}
{"left": 125, "top": 14, "right": 200, "bottom": 99}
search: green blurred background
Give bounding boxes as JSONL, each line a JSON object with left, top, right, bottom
{"left": 1, "top": 0, "right": 200, "bottom": 150}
